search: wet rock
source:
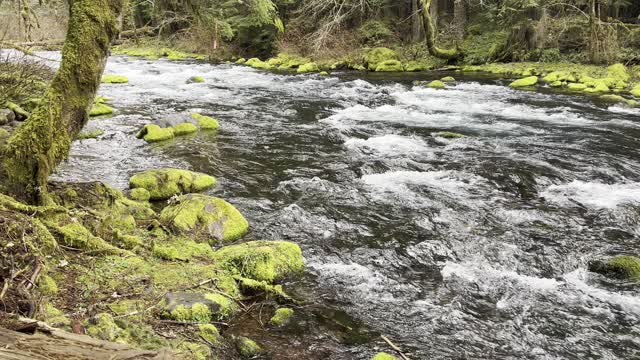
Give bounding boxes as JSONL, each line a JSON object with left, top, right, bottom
{"left": 235, "top": 337, "right": 262, "bottom": 358}
{"left": 0, "top": 108, "right": 15, "bottom": 125}
{"left": 441, "top": 76, "right": 456, "bottom": 82}
{"left": 427, "top": 80, "right": 446, "bottom": 89}
{"left": 434, "top": 131, "right": 465, "bottom": 139}
{"left": 191, "top": 113, "right": 219, "bottom": 130}
{"left": 136, "top": 124, "right": 175, "bottom": 142}
{"left": 589, "top": 256, "right": 640, "bottom": 280}
{"left": 173, "top": 122, "right": 198, "bottom": 135}
{"left": 159, "top": 194, "right": 248, "bottom": 243}
{"left": 129, "top": 168, "right": 216, "bottom": 200}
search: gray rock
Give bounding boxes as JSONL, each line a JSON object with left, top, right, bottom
{"left": 0, "top": 108, "right": 15, "bottom": 125}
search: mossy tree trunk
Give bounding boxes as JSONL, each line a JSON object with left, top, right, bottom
{"left": 2, "top": 0, "right": 124, "bottom": 204}
{"left": 419, "top": 0, "right": 461, "bottom": 60}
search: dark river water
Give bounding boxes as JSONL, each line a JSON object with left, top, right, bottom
{"left": 39, "top": 53, "right": 640, "bottom": 359}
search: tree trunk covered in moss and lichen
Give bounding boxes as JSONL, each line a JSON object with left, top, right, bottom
{"left": 419, "top": 0, "right": 461, "bottom": 60}
{"left": 2, "top": 0, "right": 124, "bottom": 204}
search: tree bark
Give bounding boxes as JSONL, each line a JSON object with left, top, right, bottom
{"left": 419, "top": 0, "right": 460, "bottom": 60}
{"left": 2, "top": 0, "right": 124, "bottom": 204}
{"left": 453, "top": 0, "right": 466, "bottom": 41}
{"left": 411, "top": 0, "right": 423, "bottom": 42}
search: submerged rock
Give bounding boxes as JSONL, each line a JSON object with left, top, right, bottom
{"left": 101, "top": 74, "right": 129, "bottom": 84}
{"left": 214, "top": 240, "right": 304, "bottom": 282}
{"left": 236, "top": 337, "right": 262, "bottom": 358}
{"left": 136, "top": 124, "right": 175, "bottom": 142}
{"left": 129, "top": 168, "right": 216, "bottom": 200}
{"left": 509, "top": 76, "right": 538, "bottom": 88}
{"left": 159, "top": 194, "right": 248, "bottom": 242}
{"left": 435, "top": 131, "right": 465, "bottom": 139}
{"left": 589, "top": 256, "right": 640, "bottom": 280}
{"left": 270, "top": 308, "right": 294, "bottom": 326}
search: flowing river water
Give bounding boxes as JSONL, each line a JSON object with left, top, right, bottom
{"left": 18, "top": 52, "right": 640, "bottom": 359}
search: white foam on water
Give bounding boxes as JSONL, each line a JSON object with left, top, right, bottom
{"left": 540, "top": 180, "right": 640, "bottom": 209}
{"left": 344, "top": 134, "right": 432, "bottom": 156}
{"left": 362, "top": 170, "right": 485, "bottom": 199}
{"left": 442, "top": 262, "right": 560, "bottom": 292}
{"left": 563, "top": 269, "right": 640, "bottom": 315}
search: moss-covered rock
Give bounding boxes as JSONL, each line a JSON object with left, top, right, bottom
{"left": 178, "top": 341, "right": 211, "bottom": 360}
{"left": 86, "top": 313, "right": 124, "bottom": 342}
{"left": 606, "top": 64, "right": 630, "bottom": 83}
{"left": 236, "top": 337, "right": 261, "bottom": 358}
{"left": 198, "top": 324, "right": 222, "bottom": 346}
{"left": 101, "top": 74, "right": 129, "bottom": 84}
{"left": 246, "top": 58, "right": 273, "bottom": 70}
{"left": 319, "top": 71, "right": 329, "bottom": 76}
{"left": 270, "top": 307, "right": 294, "bottom": 326}
{"left": 90, "top": 103, "right": 114, "bottom": 117}
{"left": 191, "top": 113, "right": 219, "bottom": 130}
{"left": 297, "top": 62, "right": 320, "bottom": 73}
{"left": 136, "top": 124, "right": 175, "bottom": 143}
{"left": 372, "top": 352, "right": 399, "bottom": 360}
{"left": 235, "top": 58, "right": 246, "bottom": 64}
{"left": 163, "top": 291, "right": 238, "bottom": 322}
{"left": 599, "top": 94, "right": 625, "bottom": 103}
{"left": 435, "top": 131, "right": 465, "bottom": 139}
{"left": 214, "top": 240, "right": 304, "bottom": 282}
{"left": 38, "top": 274, "right": 59, "bottom": 295}
{"left": 631, "top": 84, "right": 640, "bottom": 97}
{"left": 187, "top": 76, "right": 205, "bottom": 84}
{"left": 375, "top": 60, "right": 403, "bottom": 72}
{"left": 509, "top": 76, "right": 538, "bottom": 88}
{"left": 0, "top": 128, "right": 10, "bottom": 138}
{"left": 129, "top": 168, "right": 216, "bottom": 201}
{"left": 364, "top": 47, "right": 398, "bottom": 71}
{"left": 130, "top": 188, "right": 151, "bottom": 202}
{"left": 404, "top": 61, "right": 428, "bottom": 72}
{"left": 173, "top": 122, "right": 198, "bottom": 136}
{"left": 427, "top": 80, "right": 446, "bottom": 89}
{"left": 589, "top": 256, "right": 640, "bottom": 280}
{"left": 567, "top": 83, "right": 588, "bottom": 91}
{"left": 441, "top": 76, "right": 455, "bottom": 82}
{"left": 160, "top": 194, "right": 248, "bottom": 242}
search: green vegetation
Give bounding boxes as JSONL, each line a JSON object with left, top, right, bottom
{"left": 590, "top": 256, "right": 640, "bottom": 280}
{"left": 270, "top": 308, "right": 294, "bottom": 326}
{"left": 372, "top": 353, "right": 399, "bottom": 360}
{"left": 101, "top": 75, "right": 129, "bottom": 84}
{"left": 129, "top": 168, "right": 217, "bottom": 200}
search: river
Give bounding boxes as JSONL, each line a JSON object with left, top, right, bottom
{"left": 44, "top": 54, "right": 640, "bottom": 359}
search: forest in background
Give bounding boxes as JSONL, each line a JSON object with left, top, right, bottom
{"left": 3, "top": 0, "right": 640, "bottom": 65}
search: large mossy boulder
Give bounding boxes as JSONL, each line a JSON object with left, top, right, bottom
{"left": 509, "top": 76, "right": 538, "bottom": 88}
{"left": 364, "top": 47, "right": 398, "bottom": 71}
{"left": 160, "top": 194, "right": 248, "bottom": 242}
{"left": 589, "top": 256, "right": 640, "bottom": 280}
{"left": 375, "top": 60, "right": 404, "bottom": 72}
{"left": 136, "top": 124, "right": 175, "bottom": 142}
{"left": 129, "top": 168, "right": 217, "bottom": 200}
{"left": 214, "top": 240, "right": 304, "bottom": 282}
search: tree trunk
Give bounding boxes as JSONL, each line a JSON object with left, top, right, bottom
{"left": 453, "top": 0, "right": 466, "bottom": 41}
{"left": 2, "top": 0, "right": 124, "bottom": 204}
{"left": 419, "top": 0, "right": 460, "bottom": 60}
{"left": 411, "top": 0, "right": 423, "bottom": 42}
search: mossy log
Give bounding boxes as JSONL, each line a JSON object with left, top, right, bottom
{"left": 419, "top": 0, "right": 461, "bottom": 60}
{"left": 2, "top": 0, "right": 124, "bottom": 204}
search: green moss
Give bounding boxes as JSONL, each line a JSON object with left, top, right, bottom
{"left": 440, "top": 76, "right": 455, "bottom": 82}
{"left": 606, "top": 256, "right": 640, "bottom": 279}
{"left": 274, "top": 53, "right": 311, "bottom": 70}
{"left": 607, "top": 64, "right": 630, "bottom": 83}
{"left": 509, "top": 76, "right": 538, "bottom": 88}
{"left": 101, "top": 75, "right": 129, "bottom": 84}
{"left": 38, "top": 274, "right": 59, "bottom": 295}
{"left": 246, "top": 58, "right": 273, "bottom": 70}
{"left": 404, "top": 61, "right": 428, "bottom": 72}
{"left": 87, "top": 313, "right": 123, "bottom": 342}
{"left": 270, "top": 308, "right": 294, "bottom": 326}
{"left": 77, "top": 129, "right": 105, "bottom": 139}
{"left": 372, "top": 352, "right": 399, "bottom": 360}
{"left": 152, "top": 238, "right": 214, "bottom": 261}
{"left": 136, "top": 124, "right": 175, "bottom": 143}
{"left": 170, "top": 303, "right": 212, "bottom": 323}
{"left": 187, "top": 76, "right": 205, "bottom": 84}
{"left": 214, "top": 240, "right": 304, "bottom": 282}
{"left": 236, "top": 337, "right": 261, "bottom": 358}
{"left": 166, "top": 49, "right": 204, "bottom": 61}
{"left": 90, "top": 103, "right": 114, "bottom": 117}
{"left": 297, "top": 62, "right": 320, "bottom": 73}
{"left": 56, "top": 222, "right": 120, "bottom": 253}
{"left": 427, "top": 80, "right": 446, "bottom": 89}
{"left": 178, "top": 341, "right": 211, "bottom": 360}
{"left": 631, "top": 84, "right": 640, "bottom": 97}
{"left": 173, "top": 122, "right": 198, "bottom": 136}
{"left": 129, "top": 168, "right": 216, "bottom": 200}
{"left": 567, "top": 83, "right": 588, "bottom": 91}
{"left": 235, "top": 58, "right": 246, "bottom": 64}
{"left": 130, "top": 188, "right": 151, "bottom": 202}
{"left": 153, "top": 244, "right": 181, "bottom": 260}
{"left": 0, "top": 128, "right": 9, "bottom": 138}
{"left": 319, "top": 71, "right": 329, "bottom": 76}
{"left": 191, "top": 113, "right": 220, "bottom": 130}
{"left": 204, "top": 293, "right": 238, "bottom": 319}
{"left": 198, "top": 324, "right": 222, "bottom": 346}
{"left": 374, "top": 60, "right": 403, "bottom": 72}
{"left": 364, "top": 47, "right": 398, "bottom": 71}
{"left": 43, "top": 303, "right": 70, "bottom": 327}
{"left": 160, "top": 194, "right": 248, "bottom": 243}
{"left": 435, "top": 131, "right": 465, "bottom": 139}
{"left": 5, "top": 101, "right": 30, "bottom": 119}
